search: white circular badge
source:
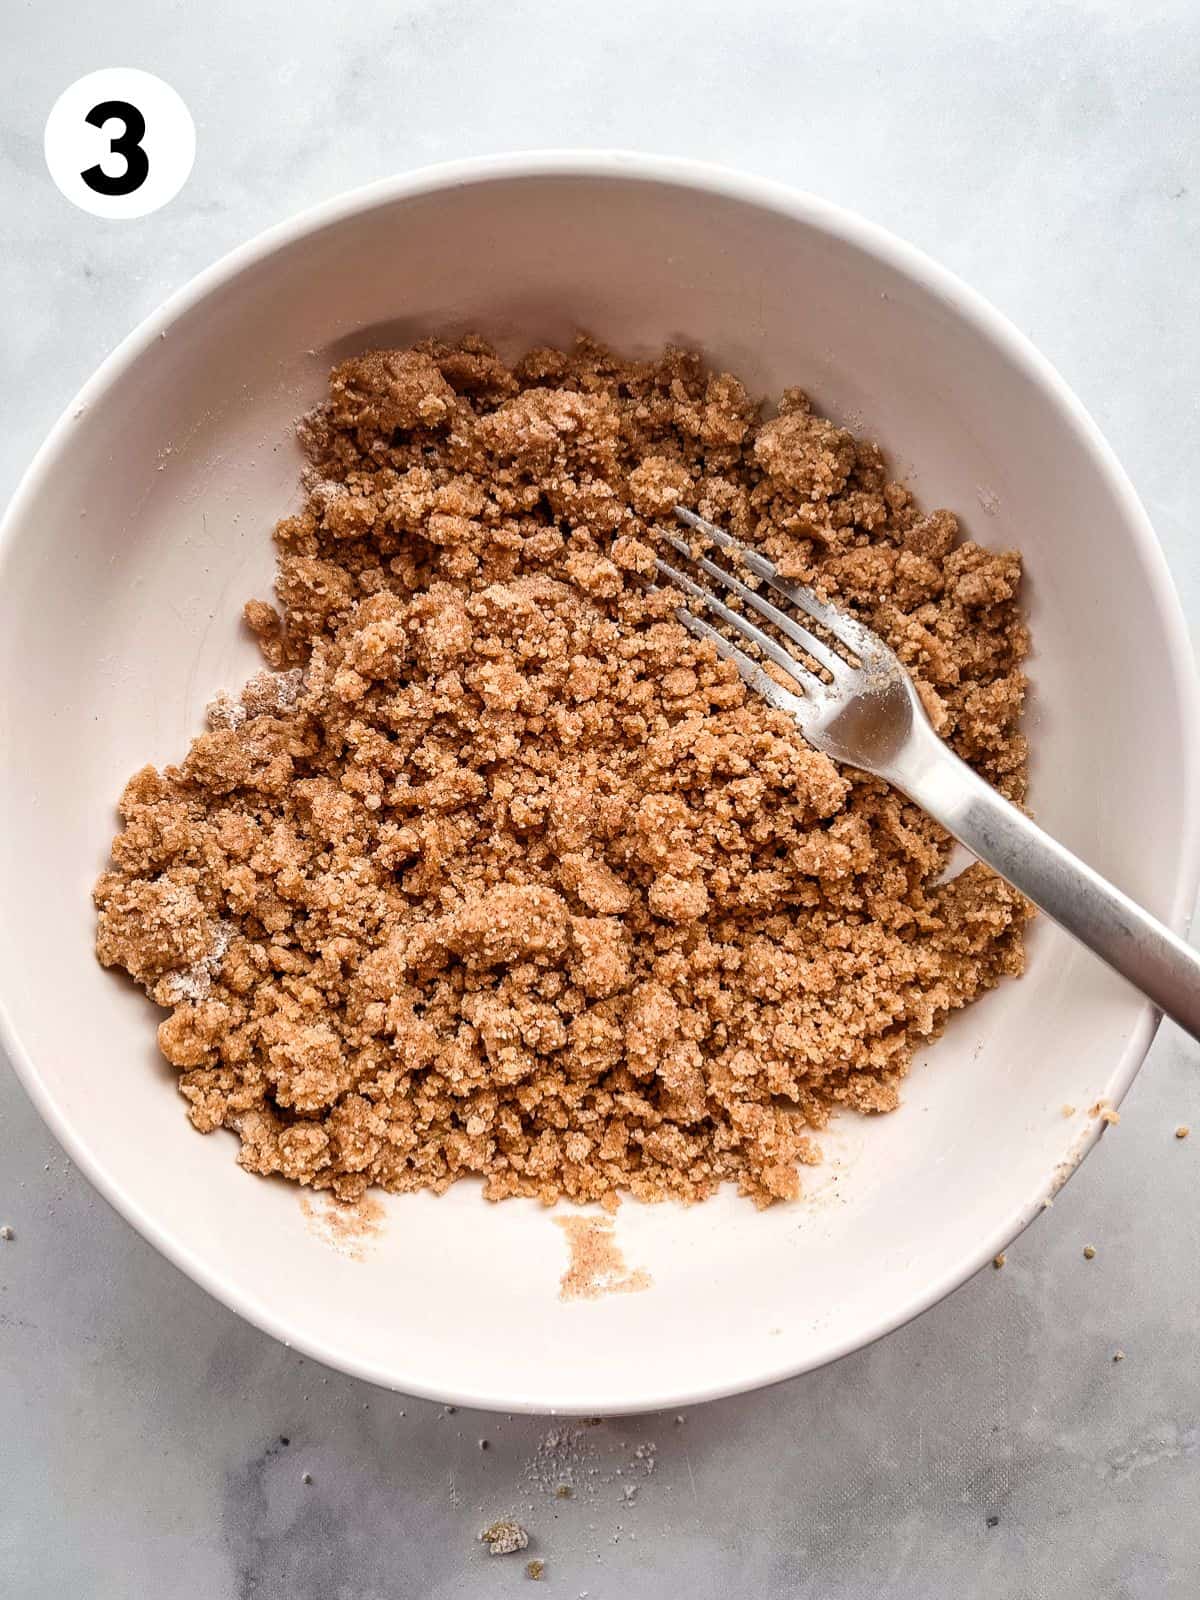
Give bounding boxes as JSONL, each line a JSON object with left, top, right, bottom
{"left": 44, "top": 69, "right": 195, "bottom": 220}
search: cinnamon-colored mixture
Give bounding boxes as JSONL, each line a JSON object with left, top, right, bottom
{"left": 554, "top": 1214, "right": 651, "bottom": 1301}
{"left": 94, "top": 337, "right": 1030, "bottom": 1207}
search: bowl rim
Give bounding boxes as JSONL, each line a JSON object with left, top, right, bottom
{"left": 2, "top": 148, "right": 1198, "bottom": 1414}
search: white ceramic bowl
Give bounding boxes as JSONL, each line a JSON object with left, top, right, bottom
{"left": 1, "top": 153, "right": 1196, "bottom": 1415}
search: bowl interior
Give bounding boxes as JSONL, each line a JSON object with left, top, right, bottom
{"left": 0, "top": 164, "right": 1191, "bottom": 1412}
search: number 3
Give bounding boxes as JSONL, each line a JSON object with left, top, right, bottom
{"left": 81, "top": 100, "right": 149, "bottom": 196}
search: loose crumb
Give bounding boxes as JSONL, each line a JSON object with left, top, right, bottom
{"left": 992, "top": 1252, "right": 1006, "bottom": 1269}
{"left": 526, "top": 1559, "right": 546, "bottom": 1581}
{"left": 302, "top": 1472, "right": 313, "bottom": 1485}
{"left": 1113, "top": 1349, "right": 1125, "bottom": 1362}
{"left": 1062, "top": 1104, "right": 1076, "bottom": 1117}
{"left": 0, "top": 1225, "right": 13, "bottom": 1241}
{"left": 93, "top": 337, "right": 1030, "bottom": 1208}
{"left": 481, "top": 1519, "right": 529, "bottom": 1556}
{"left": 555, "top": 1484, "right": 572, "bottom": 1499}
{"left": 1083, "top": 1244, "right": 1096, "bottom": 1260}
{"left": 1176, "top": 1125, "right": 1190, "bottom": 1140}
{"left": 299, "top": 1191, "right": 383, "bottom": 1259}
{"left": 555, "top": 1215, "right": 650, "bottom": 1301}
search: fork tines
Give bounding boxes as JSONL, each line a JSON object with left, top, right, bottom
{"left": 653, "top": 506, "right": 875, "bottom": 702}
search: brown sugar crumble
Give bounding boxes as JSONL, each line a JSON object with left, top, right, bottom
{"left": 93, "top": 336, "right": 1030, "bottom": 1209}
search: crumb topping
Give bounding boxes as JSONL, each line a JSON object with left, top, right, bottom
{"left": 94, "top": 336, "right": 1030, "bottom": 1206}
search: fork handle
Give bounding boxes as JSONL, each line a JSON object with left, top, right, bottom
{"left": 891, "top": 727, "right": 1200, "bottom": 1043}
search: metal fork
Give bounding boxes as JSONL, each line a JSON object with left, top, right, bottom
{"left": 660, "top": 506, "right": 1200, "bottom": 1042}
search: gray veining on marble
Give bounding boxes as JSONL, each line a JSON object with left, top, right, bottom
{"left": 2, "top": 1, "right": 1199, "bottom": 1595}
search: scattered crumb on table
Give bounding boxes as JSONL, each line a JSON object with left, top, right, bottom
{"left": 480, "top": 1519, "right": 529, "bottom": 1556}
{"left": 1083, "top": 1244, "right": 1096, "bottom": 1260}
{"left": 0, "top": 1225, "right": 13, "bottom": 1241}
{"left": 1176, "top": 1125, "right": 1190, "bottom": 1140}
{"left": 992, "top": 1252, "right": 1006, "bottom": 1269}
{"left": 526, "top": 1559, "right": 546, "bottom": 1580}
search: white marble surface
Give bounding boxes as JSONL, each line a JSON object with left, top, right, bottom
{"left": 3, "top": 2, "right": 1199, "bottom": 1594}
